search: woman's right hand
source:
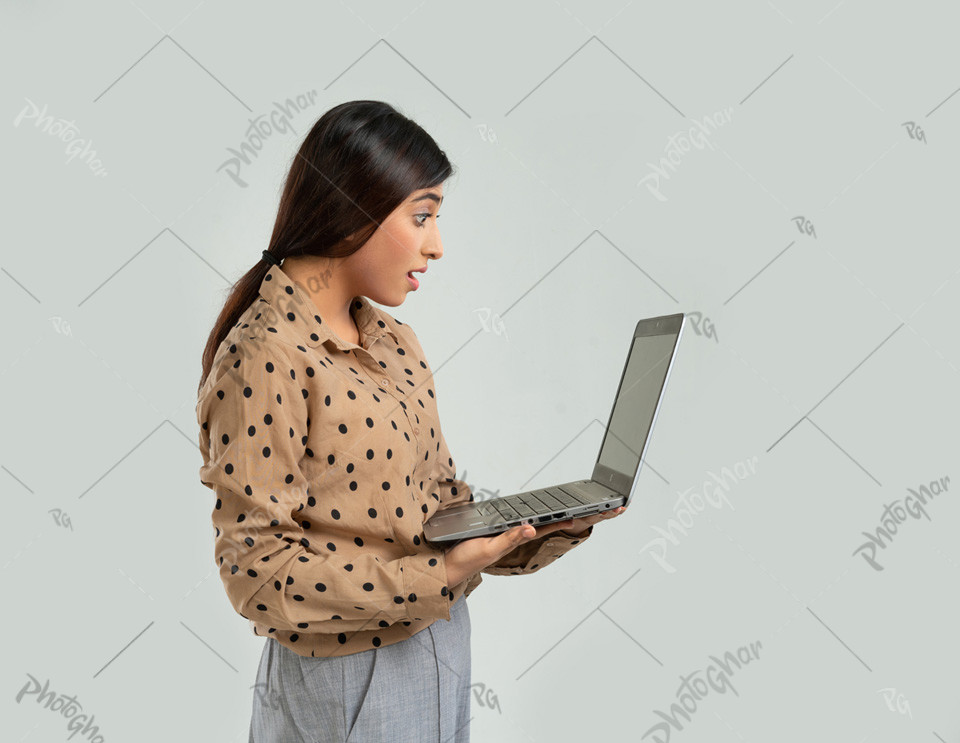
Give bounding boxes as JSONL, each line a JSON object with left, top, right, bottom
{"left": 442, "top": 518, "right": 579, "bottom": 587}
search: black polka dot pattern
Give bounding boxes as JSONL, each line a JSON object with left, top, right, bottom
{"left": 196, "top": 265, "right": 593, "bottom": 659}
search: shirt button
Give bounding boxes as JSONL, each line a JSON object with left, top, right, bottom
{"left": 381, "top": 378, "right": 389, "bottom": 385}
{"left": 414, "top": 427, "right": 420, "bottom": 435}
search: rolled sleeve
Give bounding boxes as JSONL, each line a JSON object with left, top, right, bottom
{"left": 483, "top": 524, "right": 595, "bottom": 575}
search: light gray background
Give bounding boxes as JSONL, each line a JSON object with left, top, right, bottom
{"left": 3, "top": 2, "right": 959, "bottom": 741}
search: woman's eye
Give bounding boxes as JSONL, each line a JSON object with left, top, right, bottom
{"left": 415, "top": 213, "right": 432, "bottom": 227}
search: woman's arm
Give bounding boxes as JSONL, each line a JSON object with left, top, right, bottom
{"left": 197, "top": 340, "right": 455, "bottom": 633}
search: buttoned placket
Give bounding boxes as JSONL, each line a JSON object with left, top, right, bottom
{"left": 259, "top": 264, "right": 430, "bottom": 505}
{"left": 341, "top": 335, "right": 428, "bottom": 490}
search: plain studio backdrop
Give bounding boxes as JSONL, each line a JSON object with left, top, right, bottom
{"left": 2, "top": 2, "right": 959, "bottom": 741}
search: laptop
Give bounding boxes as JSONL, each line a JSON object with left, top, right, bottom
{"left": 423, "top": 312, "right": 685, "bottom": 544}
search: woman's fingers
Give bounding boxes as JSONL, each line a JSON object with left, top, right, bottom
{"left": 503, "top": 523, "right": 536, "bottom": 544}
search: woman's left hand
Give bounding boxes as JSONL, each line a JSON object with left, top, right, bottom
{"left": 556, "top": 505, "right": 628, "bottom": 536}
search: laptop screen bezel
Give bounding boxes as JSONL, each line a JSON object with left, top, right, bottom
{"left": 590, "top": 313, "right": 685, "bottom": 498}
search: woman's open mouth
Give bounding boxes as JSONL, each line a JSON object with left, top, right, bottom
{"left": 406, "top": 271, "right": 419, "bottom": 290}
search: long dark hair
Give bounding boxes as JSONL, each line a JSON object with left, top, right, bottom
{"left": 197, "top": 100, "right": 455, "bottom": 394}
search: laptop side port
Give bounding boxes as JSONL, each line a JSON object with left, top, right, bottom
{"left": 538, "top": 511, "right": 565, "bottom": 523}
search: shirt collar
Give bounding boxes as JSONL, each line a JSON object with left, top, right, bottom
{"left": 256, "top": 264, "right": 398, "bottom": 352}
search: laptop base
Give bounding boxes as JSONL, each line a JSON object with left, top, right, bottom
{"left": 423, "top": 479, "right": 625, "bottom": 544}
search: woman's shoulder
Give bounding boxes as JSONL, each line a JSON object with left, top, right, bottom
{"left": 201, "top": 330, "right": 302, "bottom": 399}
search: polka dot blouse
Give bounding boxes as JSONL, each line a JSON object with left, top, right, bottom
{"left": 195, "top": 265, "right": 593, "bottom": 658}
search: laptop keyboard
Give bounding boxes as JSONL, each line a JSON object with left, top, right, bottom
{"left": 478, "top": 485, "right": 597, "bottom": 521}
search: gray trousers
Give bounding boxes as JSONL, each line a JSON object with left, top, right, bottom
{"left": 249, "top": 596, "right": 472, "bottom": 742}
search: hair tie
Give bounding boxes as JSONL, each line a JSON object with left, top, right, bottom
{"left": 261, "top": 249, "right": 281, "bottom": 266}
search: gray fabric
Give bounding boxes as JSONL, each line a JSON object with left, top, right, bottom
{"left": 249, "top": 596, "right": 471, "bottom": 742}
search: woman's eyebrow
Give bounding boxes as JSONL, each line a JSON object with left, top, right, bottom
{"left": 410, "top": 192, "right": 442, "bottom": 205}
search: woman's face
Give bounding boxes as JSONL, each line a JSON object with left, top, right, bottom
{"left": 347, "top": 186, "right": 444, "bottom": 306}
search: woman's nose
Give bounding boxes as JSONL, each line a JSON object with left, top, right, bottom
{"left": 425, "top": 229, "right": 443, "bottom": 261}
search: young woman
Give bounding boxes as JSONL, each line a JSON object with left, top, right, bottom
{"left": 195, "top": 100, "right": 626, "bottom": 743}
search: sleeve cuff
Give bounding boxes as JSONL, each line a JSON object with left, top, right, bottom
{"left": 553, "top": 524, "right": 594, "bottom": 542}
{"left": 399, "top": 550, "right": 452, "bottom": 623}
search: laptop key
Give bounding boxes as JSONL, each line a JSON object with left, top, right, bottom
{"left": 557, "top": 488, "right": 590, "bottom": 506}
{"left": 541, "top": 491, "right": 566, "bottom": 510}
{"left": 493, "top": 501, "right": 519, "bottom": 516}
{"left": 524, "top": 493, "right": 550, "bottom": 511}
{"left": 551, "top": 492, "right": 579, "bottom": 507}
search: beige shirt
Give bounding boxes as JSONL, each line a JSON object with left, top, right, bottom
{"left": 195, "top": 264, "right": 593, "bottom": 658}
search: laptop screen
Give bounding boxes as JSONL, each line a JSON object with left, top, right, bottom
{"left": 596, "top": 324, "right": 681, "bottom": 487}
